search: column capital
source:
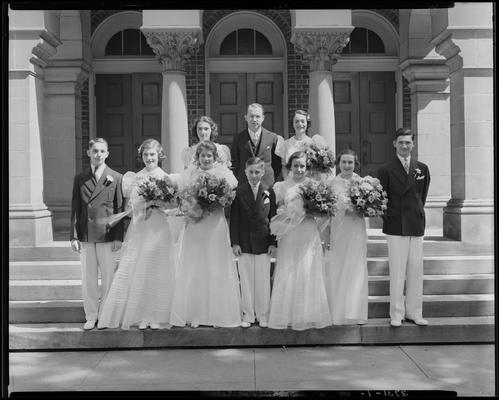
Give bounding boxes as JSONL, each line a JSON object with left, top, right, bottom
{"left": 291, "top": 30, "right": 351, "bottom": 71}
{"left": 400, "top": 59, "right": 450, "bottom": 93}
{"left": 142, "top": 29, "right": 202, "bottom": 71}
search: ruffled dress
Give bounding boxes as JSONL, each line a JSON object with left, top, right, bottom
{"left": 268, "top": 177, "right": 332, "bottom": 330}
{"left": 169, "top": 163, "right": 242, "bottom": 327}
{"left": 97, "top": 167, "right": 177, "bottom": 329}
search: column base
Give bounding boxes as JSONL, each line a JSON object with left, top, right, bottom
{"left": 443, "top": 199, "right": 494, "bottom": 244}
{"left": 47, "top": 203, "right": 71, "bottom": 238}
{"left": 424, "top": 196, "right": 449, "bottom": 233}
{"left": 9, "top": 204, "right": 54, "bottom": 247}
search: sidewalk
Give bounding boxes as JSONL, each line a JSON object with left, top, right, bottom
{"left": 9, "top": 344, "right": 494, "bottom": 396}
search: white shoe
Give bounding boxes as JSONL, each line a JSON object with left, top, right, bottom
{"left": 150, "top": 323, "right": 160, "bottom": 330}
{"left": 241, "top": 321, "right": 251, "bottom": 328}
{"left": 408, "top": 318, "right": 428, "bottom": 326}
{"left": 83, "top": 320, "right": 96, "bottom": 330}
{"left": 191, "top": 323, "right": 199, "bottom": 328}
{"left": 138, "top": 322, "right": 147, "bottom": 330}
{"left": 259, "top": 321, "right": 268, "bottom": 328}
{"left": 390, "top": 319, "right": 402, "bottom": 327}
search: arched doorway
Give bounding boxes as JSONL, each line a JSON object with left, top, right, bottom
{"left": 205, "top": 12, "right": 287, "bottom": 144}
{"left": 333, "top": 10, "right": 400, "bottom": 177}
{"left": 91, "top": 11, "right": 162, "bottom": 173}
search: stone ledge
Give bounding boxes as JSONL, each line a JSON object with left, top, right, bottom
{"left": 9, "top": 317, "right": 495, "bottom": 350}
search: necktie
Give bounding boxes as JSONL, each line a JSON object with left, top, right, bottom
{"left": 403, "top": 158, "right": 409, "bottom": 174}
{"left": 91, "top": 168, "right": 98, "bottom": 185}
{"left": 251, "top": 185, "right": 258, "bottom": 200}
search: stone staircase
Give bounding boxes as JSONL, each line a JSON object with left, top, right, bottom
{"left": 9, "top": 230, "right": 495, "bottom": 350}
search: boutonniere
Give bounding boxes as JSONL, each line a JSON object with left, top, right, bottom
{"left": 262, "top": 190, "right": 270, "bottom": 199}
{"left": 104, "top": 175, "right": 114, "bottom": 186}
{"left": 414, "top": 168, "right": 425, "bottom": 180}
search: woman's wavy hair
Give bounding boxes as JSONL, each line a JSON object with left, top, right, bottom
{"left": 285, "top": 150, "right": 308, "bottom": 171}
{"left": 190, "top": 116, "right": 219, "bottom": 144}
{"left": 292, "top": 110, "right": 312, "bottom": 133}
{"left": 194, "top": 140, "right": 220, "bottom": 164}
{"left": 335, "top": 148, "right": 360, "bottom": 168}
{"left": 136, "top": 139, "right": 166, "bottom": 166}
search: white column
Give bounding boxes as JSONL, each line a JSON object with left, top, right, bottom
{"left": 291, "top": 29, "right": 352, "bottom": 153}
{"left": 9, "top": 10, "right": 61, "bottom": 246}
{"left": 431, "top": 4, "right": 494, "bottom": 245}
{"left": 400, "top": 60, "right": 451, "bottom": 231}
{"left": 161, "top": 71, "right": 189, "bottom": 173}
{"left": 142, "top": 29, "right": 202, "bottom": 174}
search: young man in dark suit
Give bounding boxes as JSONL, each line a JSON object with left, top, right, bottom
{"left": 230, "top": 157, "right": 277, "bottom": 328}
{"left": 70, "top": 138, "right": 124, "bottom": 330}
{"left": 231, "top": 103, "right": 283, "bottom": 188}
{"left": 378, "top": 128, "right": 431, "bottom": 327}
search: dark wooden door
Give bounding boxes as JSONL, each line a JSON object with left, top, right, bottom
{"left": 96, "top": 73, "right": 162, "bottom": 173}
{"left": 334, "top": 71, "right": 395, "bottom": 176}
{"left": 211, "top": 73, "right": 283, "bottom": 146}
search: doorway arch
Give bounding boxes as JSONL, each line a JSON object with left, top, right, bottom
{"left": 205, "top": 11, "right": 288, "bottom": 140}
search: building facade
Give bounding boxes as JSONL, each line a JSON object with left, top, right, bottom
{"left": 8, "top": 5, "right": 494, "bottom": 247}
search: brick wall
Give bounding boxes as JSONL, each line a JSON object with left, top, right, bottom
{"left": 80, "top": 79, "right": 90, "bottom": 171}
{"left": 402, "top": 77, "right": 411, "bottom": 130}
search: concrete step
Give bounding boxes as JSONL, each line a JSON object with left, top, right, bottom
{"left": 9, "top": 255, "right": 495, "bottom": 280}
{"left": 9, "top": 274, "right": 494, "bottom": 301}
{"left": 9, "top": 316, "right": 494, "bottom": 350}
{"left": 9, "top": 294, "right": 494, "bottom": 323}
{"left": 9, "top": 236, "right": 494, "bottom": 262}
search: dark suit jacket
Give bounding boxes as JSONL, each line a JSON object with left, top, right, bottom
{"left": 378, "top": 157, "right": 430, "bottom": 237}
{"left": 231, "top": 127, "right": 282, "bottom": 188}
{"left": 229, "top": 182, "right": 277, "bottom": 254}
{"left": 70, "top": 165, "right": 124, "bottom": 243}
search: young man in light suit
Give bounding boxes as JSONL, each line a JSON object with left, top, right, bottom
{"left": 378, "top": 128, "right": 431, "bottom": 327}
{"left": 70, "top": 138, "right": 124, "bottom": 330}
{"left": 231, "top": 103, "right": 283, "bottom": 188}
{"left": 230, "top": 157, "right": 277, "bottom": 328}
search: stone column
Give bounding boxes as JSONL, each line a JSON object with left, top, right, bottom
{"left": 400, "top": 60, "right": 451, "bottom": 231}
{"left": 291, "top": 31, "right": 351, "bottom": 153}
{"left": 142, "top": 30, "right": 202, "bottom": 173}
{"left": 43, "top": 65, "right": 89, "bottom": 234}
{"left": 9, "top": 11, "right": 61, "bottom": 246}
{"left": 431, "top": 4, "right": 494, "bottom": 245}
{"left": 434, "top": 30, "right": 494, "bottom": 244}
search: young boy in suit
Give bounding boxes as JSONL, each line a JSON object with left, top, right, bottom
{"left": 70, "top": 138, "right": 124, "bottom": 330}
{"left": 230, "top": 157, "right": 277, "bottom": 328}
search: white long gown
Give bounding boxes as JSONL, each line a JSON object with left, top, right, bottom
{"left": 97, "top": 168, "right": 177, "bottom": 329}
{"left": 326, "top": 173, "right": 368, "bottom": 325}
{"left": 268, "top": 177, "right": 332, "bottom": 330}
{"left": 169, "top": 163, "right": 242, "bottom": 327}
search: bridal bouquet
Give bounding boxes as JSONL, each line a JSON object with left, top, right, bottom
{"left": 349, "top": 175, "right": 388, "bottom": 217}
{"left": 137, "top": 175, "right": 179, "bottom": 206}
{"left": 304, "top": 143, "right": 335, "bottom": 173}
{"left": 300, "top": 178, "right": 338, "bottom": 218}
{"left": 179, "top": 171, "right": 236, "bottom": 222}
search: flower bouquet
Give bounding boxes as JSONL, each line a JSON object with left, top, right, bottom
{"left": 349, "top": 175, "right": 388, "bottom": 217}
{"left": 300, "top": 178, "right": 338, "bottom": 218}
{"left": 137, "top": 175, "right": 179, "bottom": 219}
{"left": 304, "top": 143, "right": 335, "bottom": 174}
{"left": 179, "top": 171, "right": 236, "bottom": 223}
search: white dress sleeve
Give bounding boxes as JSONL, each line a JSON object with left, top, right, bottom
{"left": 216, "top": 144, "right": 232, "bottom": 168}
{"left": 122, "top": 171, "right": 137, "bottom": 199}
{"left": 274, "top": 135, "right": 285, "bottom": 159}
{"left": 181, "top": 147, "right": 195, "bottom": 169}
{"left": 212, "top": 163, "right": 238, "bottom": 188}
{"left": 311, "top": 134, "right": 328, "bottom": 147}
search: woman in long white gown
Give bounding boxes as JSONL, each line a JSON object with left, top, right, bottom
{"left": 181, "top": 116, "right": 232, "bottom": 169}
{"left": 326, "top": 149, "right": 368, "bottom": 325}
{"left": 268, "top": 151, "right": 332, "bottom": 330}
{"left": 97, "top": 139, "right": 177, "bottom": 330}
{"left": 170, "top": 141, "right": 242, "bottom": 328}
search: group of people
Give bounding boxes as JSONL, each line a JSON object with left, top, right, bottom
{"left": 70, "top": 103, "right": 431, "bottom": 331}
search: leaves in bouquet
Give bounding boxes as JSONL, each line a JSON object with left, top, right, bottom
{"left": 350, "top": 175, "right": 388, "bottom": 217}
